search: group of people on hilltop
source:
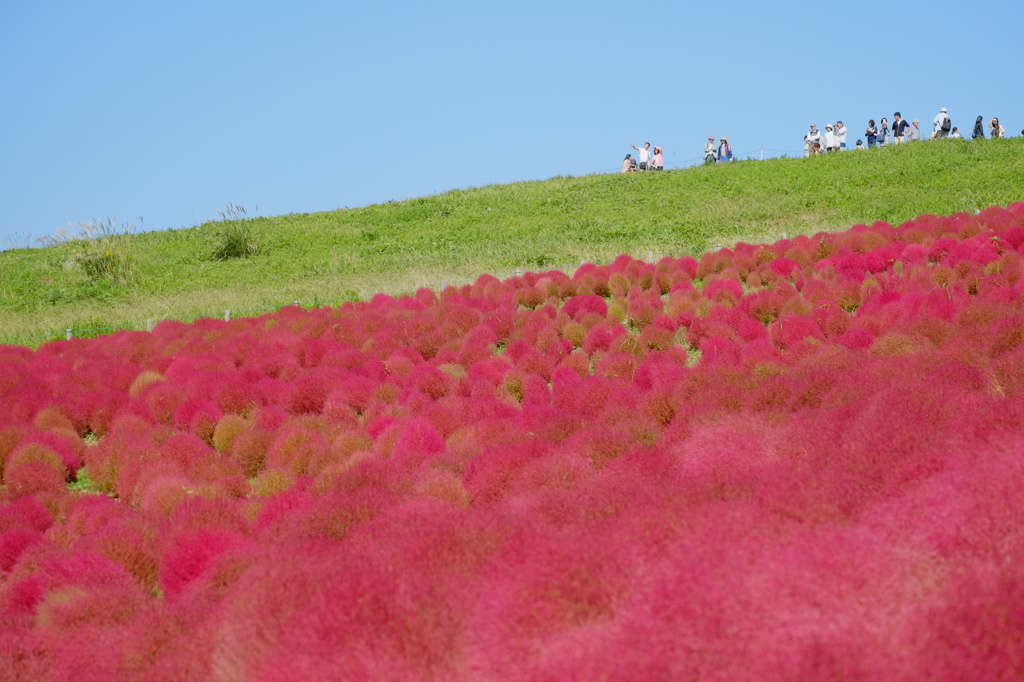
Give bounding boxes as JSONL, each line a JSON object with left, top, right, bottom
{"left": 620, "top": 106, "right": 1013, "bottom": 171}
{"left": 622, "top": 136, "right": 732, "bottom": 171}
{"left": 621, "top": 142, "right": 665, "bottom": 172}
{"left": 805, "top": 109, "right": 1011, "bottom": 156}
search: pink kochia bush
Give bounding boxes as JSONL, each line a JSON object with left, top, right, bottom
{"left": 3, "top": 205, "right": 1024, "bottom": 679}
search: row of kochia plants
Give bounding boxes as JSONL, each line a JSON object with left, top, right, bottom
{"left": 2, "top": 205, "right": 1024, "bottom": 680}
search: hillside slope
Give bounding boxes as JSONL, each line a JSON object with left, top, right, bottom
{"left": 2, "top": 138, "right": 1022, "bottom": 345}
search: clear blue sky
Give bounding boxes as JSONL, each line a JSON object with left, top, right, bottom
{"left": 2, "top": 0, "right": 1022, "bottom": 249}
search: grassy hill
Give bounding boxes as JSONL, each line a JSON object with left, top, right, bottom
{"left": 2, "top": 138, "right": 1022, "bottom": 346}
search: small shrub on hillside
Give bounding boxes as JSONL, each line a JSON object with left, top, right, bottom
{"left": 207, "top": 204, "right": 262, "bottom": 260}
{"left": 38, "top": 216, "right": 140, "bottom": 285}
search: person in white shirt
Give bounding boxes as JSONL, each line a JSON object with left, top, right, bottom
{"left": 804, "top": 124, "right": 822, "bottom": 156}
{"left": 949, "top": 127, "right": 962, "bottom": 139}
{"left": 630, "top": 142, "right": 651, "bottom": 170}
{"left": 854, "top": 139, "right": 867, "bottom": 150}
{"left": 908, "top": 120, "right": 922, "bottom": 141}
{"left": 703, "top": 136, "right": 718, "bottom": 163}
{"left": 834, "top": 121, "right": 848, "bottom": 150}
{"left": 932, "top": 108, "right": 951, "bottom": 139}
{"left": 823, "top": 125, "right": 837, "bottom": 152}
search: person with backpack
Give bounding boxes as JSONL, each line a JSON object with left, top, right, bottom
{"left": 932, "top": 108, "right": 951, "bottom": 139}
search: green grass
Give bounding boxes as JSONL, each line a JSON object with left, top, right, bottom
{"left": 2, "top": 138, "right": 1022, "bottom": 346}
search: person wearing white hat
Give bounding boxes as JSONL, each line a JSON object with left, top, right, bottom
{"left": 704, "top": 136, "right": 718, "bottom": 163}
{"left": 718, "top": 137, "right": 733, "bottom": 162}
{"left": 932, "top": 107, "right": 951, "bottom": 139}
{"left": 823, "top": 124, "right": 837, "bottom": 152}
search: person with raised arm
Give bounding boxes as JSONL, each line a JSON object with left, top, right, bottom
{"left": 630, "top": 142, "right": 652, "bottom": 170}
{"left": 651, "top": 146, "right": 664, "bottom": 170}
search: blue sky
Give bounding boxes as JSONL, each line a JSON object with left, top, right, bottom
{"left": 2, "top": 0, "right": 1022, "bottom": 248}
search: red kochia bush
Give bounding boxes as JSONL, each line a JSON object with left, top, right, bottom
{"left": 159, "top": 528, "right": 249, "bottom": 599}
{"left": 5, "top": 462, "right": 66, "bottom": 499}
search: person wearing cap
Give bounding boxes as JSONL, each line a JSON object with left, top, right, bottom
{"left": 703, "top": 136, "right": 718, "bottom": 163}
{"left": 908, "top": 119, "right": 922, "bottom": 141}
{"left": 804, "top": 124, "right": 822, "bottom": 156}
{"left": 718, "top": 137, "right": 733, "bottom": 162}
{"left": 932, "top": 108, "right": 951, "bottom": 139}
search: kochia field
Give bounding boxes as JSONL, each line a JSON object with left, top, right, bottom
{"left": 3, "top": 205, "right": 1024, "bottom": 680}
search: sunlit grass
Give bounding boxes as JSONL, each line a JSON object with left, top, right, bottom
{"left": 2, "top": 138, "right": 1021, "bottom": 346}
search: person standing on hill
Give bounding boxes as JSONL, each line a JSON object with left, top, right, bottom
{"left": 865, "top": 120, "right": 878, "bottom": 149}
{"left": 932, "top": 108, "right": 951, "bottom": 139}
{"left": 804, "top": 124, "right": 822, "bottom": 156}
{"left": 823, "top": 124, "right": 837, "bottom": 152}
{"left": 630, "top": 142, "right": 651, "bottom": 170}
{"left": 892, "top": 112, "right": 910, "bottom": 144}
{"left": 652, "top": 146, "right": 664, "bottom": 170}
{"left": 835, "top": 121, "right": 848, "bottom": 150}
{"left": 878, "top": 117, "right": 890, "bottom": 146}
{"left": 973, "top": 116, "right": 985, "bottom": 139}
{"left": 718, "top": 137, "right": 733, "bottom": 162}
{"left": 990, "top": 118, "right": 1005, "bottom": 138}
{"left": 704, "top": 137, "right": 718, "bottom": 163}
{"left": 908, "top": 119, "right": 922, "bottom": 141}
